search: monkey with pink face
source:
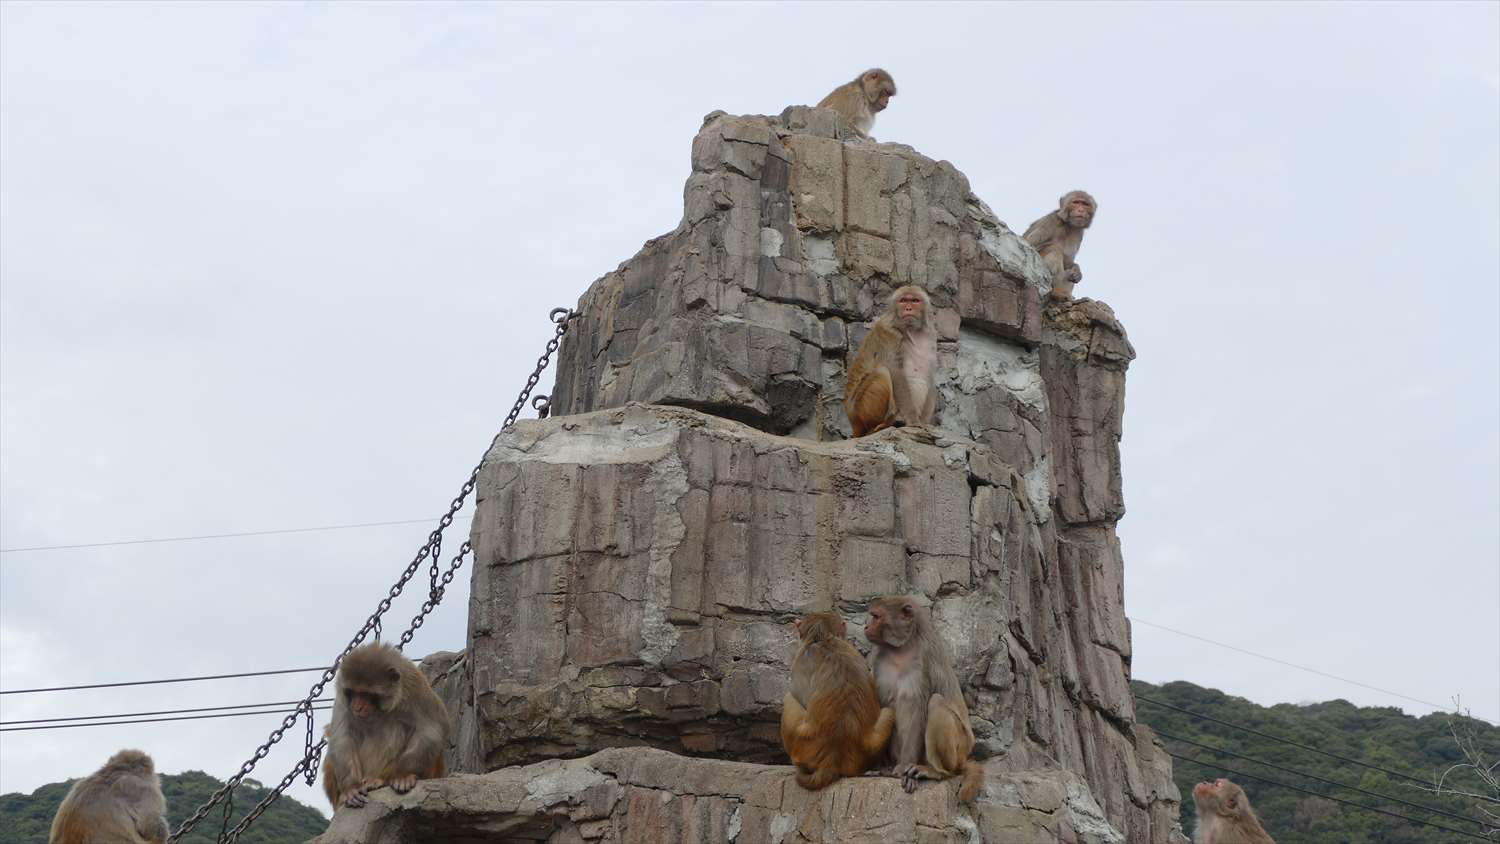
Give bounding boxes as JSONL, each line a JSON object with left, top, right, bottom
{"left": 322, "top": 642, "right": 450, "bottom": 809}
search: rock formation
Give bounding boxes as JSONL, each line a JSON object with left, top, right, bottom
{"left": 316, "top": 107, "right": 1186, "bottom": 844}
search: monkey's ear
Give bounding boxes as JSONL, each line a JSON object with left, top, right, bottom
{"left": 386, "top": 667, "right": 401, "bottom": 684}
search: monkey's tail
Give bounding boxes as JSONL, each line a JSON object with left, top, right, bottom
{"left": 958, "top": 759, "right": 985, "bottom": 803}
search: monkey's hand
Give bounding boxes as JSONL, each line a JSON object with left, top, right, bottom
{"left": 389, "top": 773, "right": 418, "bottom": 794}
{"left": 338, "top": 785, "right": 370, "bottom": 808}
{"left": 896, "top": 763, "right": 940, "bottom": 793}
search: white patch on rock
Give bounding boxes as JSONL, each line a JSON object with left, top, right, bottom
{"left": 802, "top": 235, "right": 839, "bottom": 277}
{"left": 522, "top": 761, "right": 612, "bottom": 807}
{"left": 639, "top": 448, "right": 688, "bottom": 664}
{"left": 1024, "top": 456, "right": 1052, "bottom": 525}
{"left": 768, "top": 813, "right": 796, "bottom": 844}
{"left": 967, "top": 200, "right": 1050, "bottom": 293}
{"left": 760, "top": 227, "right": 785, "bottom": 257}
{"left": 494, "top": 421, "right": 676, "bottom": 466}
{"left": 726, "top": 805, "right": 743, "bottom": 841}
{"left": 955, "top": 330, "right": 1046, "bottom": 412}
{"left": 952, "top": 810, "right": 982, "bottom": 844}
{"left": 1064, "top": 780, "right": 1127, "bottom": 844}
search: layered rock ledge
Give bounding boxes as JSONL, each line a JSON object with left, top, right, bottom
{"left": 312, "top": 747, "right": 1126, "bottom": 844}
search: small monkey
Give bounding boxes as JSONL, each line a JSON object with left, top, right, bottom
{"left": 49, "top": 749, "right": 169, "bottom": 844}
{"left": 780, "top": 612, "right": 895, "bottom": 790}
{"left": 1022, "top": 190, "right": 1097, "bottom": 301}
{"left": 816, "top": 68, "right": 897, "bottom": 138}
{"left": 1192, "top": 778, "right": 1275, "bottom": 843}
{"left": 865, "top": 597, "right": 984, "bottom": 801}
{"left": 323, "top": 641, "right": 450, "bottom": 809}
{"left": 844, "top": 285, "right": 937, "bottom": 438}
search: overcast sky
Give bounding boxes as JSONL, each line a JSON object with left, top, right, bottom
{"left": 2, "top": 0, "right": 1496, "bottom": 818}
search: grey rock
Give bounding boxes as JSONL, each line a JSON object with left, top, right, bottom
{"left": 309, "top": 747, "right": 1122, "bottom": 844}
{"left": 396, "top": 113, "right": 1182, "bottom": 844}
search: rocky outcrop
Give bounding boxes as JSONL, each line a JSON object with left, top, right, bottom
{"left": 313, "top": 748, "right": 1125, "bottom": 844}
{"left": 390, "top": 108, "right": 1183, "bottom": 844}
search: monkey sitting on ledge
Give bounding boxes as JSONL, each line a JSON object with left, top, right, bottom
{"left": 1023, "top": 190, "right": 1097, "bottom": 302}
{"left": 844, "top": 285, "right": 938, "bottom": 438}
{"left": 323, "top": 642, "right": 451, "bottom": 809}
{"left": 781, "top": 612, "right": 894, "bottom": 790}
{"left": 816, "top": 68, "right": 897, "bottom": 140}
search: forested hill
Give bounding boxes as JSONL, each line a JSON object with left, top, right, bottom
{"left": 1134, "top": 679, "right": 1499, "bottom": 844}
{"left": 0, "top": 770, "right": 326, "bottom": 844}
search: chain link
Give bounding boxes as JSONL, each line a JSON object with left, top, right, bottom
{"left": 167, "top": 307, "right": 575, "bottom": 843}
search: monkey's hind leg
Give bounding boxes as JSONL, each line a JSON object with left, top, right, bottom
{"left": 850, "top": 367, "right": 896, "bottom": 437}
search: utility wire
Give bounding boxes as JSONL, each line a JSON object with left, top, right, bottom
{"left": 1138, "top": 694, "right": 1437, "bottom": 788}
{"left": 1169, "top": 752, "right": 1492, "bottom": 841}
{"left": 1157, "top": 729, "right": 1485, "bottom": 828}
{"left": 1131, "top": 617, "right": 1451, "bottom": 712}
{"left": 0, "top": 705, "right": 333, "bottom": 732}
{"left": 0, "top": 515, "right": 472, "bottom": 554}
{"left": 0, "top": 667, "right": 332, "bottom": 695}
{"left": 0, "top": 698, "right": 333, "bottom": 726}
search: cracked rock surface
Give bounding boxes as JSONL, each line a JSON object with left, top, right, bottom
{"left": 326, "top": 109, "right": 1189, "bottom": 844}
{"left": 311, "top": 747, "right": 1126, "bottom": 844}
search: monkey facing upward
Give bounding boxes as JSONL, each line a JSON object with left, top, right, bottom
{"left": 816, "top": 68, "right": 897, "bottom": 139}
{"left": 844, "top": 285, "right": 937, "bottom": 438}
{"left": 1192, "top": 778, "right": 1275, "bottom": 844}
{"left": 49, "top": 749, "right": 169, "bottom": 844}
{"left": 864, "top": 597, "right": 984, "bottom": 801}
{"left": 781, "top": 612, "right": 895, "bottom": 791}
{"left": 1022, "top": 190, "right": 1097, "bottom": 301}
{"left": 323, "top": 642, "right": 450, "bottom": 809}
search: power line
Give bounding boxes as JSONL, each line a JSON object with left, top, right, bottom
{"left": 0, "top": 705, "right": 333, "bottom": 732}
{"left": 1138, "top": 694, "right": 1437, "bottom": 788}
{"left": 1157, "top": 729, "right": 1484, "bottom": 828}
{"left": 1131, "top": 617, "right": 1452, "bottom": 713}
{"left": 0, "top": 667, "right": 332, "bottom": 695}
{"left": 0, "top": 698, "right": 333, "bottom": 726}
{"left": 1170, "top": 752, "right": 1492, "bottom": 841}
{"left": 0, "top": 514, "right": 472, "bottom": 554}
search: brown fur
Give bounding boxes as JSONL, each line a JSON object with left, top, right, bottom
{"left": 49, "top": 749, "right": 168, "bottom": 844}
{"left": 1192, "top": 778, "right": 1275, "bottom": 843}
{"left": 865, "top": 597, "right": 983, "bottom": 802}
{"left": 816, "top": 68, "right": 897, "bottom": 138}
{"left": 1022, "top": 190, "right": 1097, "bottom": 301}
{"left": 322, "top": 642, "right": 450, "bottom": 809}
{"left": 844, "top": 285, "right": 937, "bottom": 437}
{"left": 781, "top": 612, "right": 895, "bottom": 790}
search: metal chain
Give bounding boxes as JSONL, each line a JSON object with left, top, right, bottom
{"left": 167, "top": 307, "right": 576, "bottom": 843}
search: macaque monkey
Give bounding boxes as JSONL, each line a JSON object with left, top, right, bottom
{"left": 816, "top": 68, "right": 897, "bottom": 138}
{"left": 864, "top": 597, "right": 984, "bottom": 801}
{"left": 1192, "top": 778, "right": 1276, "bottom": 844}
{"left": 49, "top": 749, "right": 169, "bottom": 844}
{"left": 1022, "top": 190, "right": 1097, "bottom": 301}
{"left": 323, "top": 642, "right": 450, "bottom": 809}
{"left": 780, "top": 612, "right": 895, "bottom": 790}
{"left": 844, "top": 285, "right": 937, "bottom": 437}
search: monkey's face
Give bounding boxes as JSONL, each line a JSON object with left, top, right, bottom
{"left": 863, "top": 73, "right": 896, "bottom": 112}
{"left": 894, "top": 292, "right": 926, "bottom": 326}
{"left": 1065, "top": 198, "right": 1094, "bottom": 228}
{"left": 864, "top": 601, "right": 915, "bottom": 648}
{"left": 344, "top": 687, "right": 384, "bottom": 719}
